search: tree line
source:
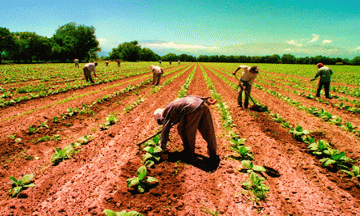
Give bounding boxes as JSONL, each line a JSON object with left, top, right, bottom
{"left": 1, "top": 23, "right": 359, "bottom": 65}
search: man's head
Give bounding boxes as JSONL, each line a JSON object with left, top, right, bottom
{"left": 250, "top": 66, "right": 260, "bottom": 74}
{"left": 153, "top": 108, "right": 164, "bottom": 125}
{"left": 317, "top": 63, "right": 324, "bottom": 68}
{"left": 94, "top": 62, "right": 98, "bottom": 66}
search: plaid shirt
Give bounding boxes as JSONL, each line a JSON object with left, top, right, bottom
{"left": 160, "top": 96, "right": 206, "bottom": 145}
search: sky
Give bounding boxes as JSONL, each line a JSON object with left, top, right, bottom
{"left": 1, "top": 0, "right": 359, "bottom": 58}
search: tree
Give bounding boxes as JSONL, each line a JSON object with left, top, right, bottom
{"left": 0, "top": 27, "right": 15, "bottom": 63}
{"left": 109, "top": 41, "right": 141, "bottom": 62}
{"left": 280, "top": 54, "right": 297, "bottom": 64}
{"left": 140, "top": 48, "right": 159, "bottom": 61}
{"left": 52, "top": 22, "right": 100, "bottom": 62}
{"left": 352, "top": 57, "right": 360, "bottom": 65}
{"left": 161, "top": 53, "right": 177, "bottom": 61}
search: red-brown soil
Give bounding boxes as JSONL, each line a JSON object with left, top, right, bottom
{"left": 0, "top": 63, "right": 359, "bottom": 215}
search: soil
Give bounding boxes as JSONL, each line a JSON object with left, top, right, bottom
{"left": 0, "top": 63, "right": 359, "bottom": 215}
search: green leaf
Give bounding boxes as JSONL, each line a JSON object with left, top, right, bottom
{"left": 320, "top": 158, "right": 336, "bottom": 166}
{"left": 104, "top": 209, "right": 117, "bottom": 216}
{"left": 146, "top": 176, "right": 159, "bottom": 185}
{"left": 142, "top": 153, "right": 153, "bottom": 162}
{"left": 124, "top": 211, "right": 144, "bottom": 216}
{"left": 137, "top": 166, "right": 147, "bottom": 181}
{"left": 152, "top": 146, "right": 163, "bottom": 154}
{"left": 340, "top": 170, "right": 354, "bottom": 176}
{"left": 23, "top": 183, "right": 36, "bottom": 188}
{"left": 137, "top": 185, "right": 145, "bottom": 193}
{"left": 9, "top": 176, "right": 19, "bottom": 185}
{"left": 126, "top": 178, "right": 140, "bottom": 188}
{"left": 153, "top": 135, "right": 160, "bottom": 145}
{"left": 20, "top": 174, "right": 34, "bottom": 185}
{"left": 144, "top": 160, "right": 155, "bottom": 168}
{"left": 252, "top": 165, "right": 266, "bottom": 172}
{"left": 332, "top": 151, "right": 345, "bottom": 161}
{"left": 10, "top": 186, "right": 22, "bottom": 197}
{"left": 352, "top": 166, "right": 360, "bottom": 176}
{"left": 117, "top": 211, "right": 128, "bottom": 216}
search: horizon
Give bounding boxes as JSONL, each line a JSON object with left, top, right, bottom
{"left": 1, "top": 0, "right": 359, "bottom": 59}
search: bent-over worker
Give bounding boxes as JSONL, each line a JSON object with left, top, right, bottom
{"left": 83, "top": 62, "right": 98, "bottom": 83}
{"left": 153, "top": 95, "right": 219, "bottom": 161}
{"left": 151, "top": 65, "right": 164, "bottom": 85}
{"left": 232, "top": 65, "right": 259, "bottom": 108}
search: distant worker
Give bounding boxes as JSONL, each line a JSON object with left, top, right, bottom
{"left": 310, "top": 63, "right": 333, "bottom": 99}
{"left": 83, "top": 62, "right": 98, "bottom": 83}
{"left": 116, "top": 59, "right": 121, "bottom": 67}
{"left": 159, "top": 59, "right": 162, "bottom": 65}
{"left": 169, "top": 61, "right": 172, "bottom": 65}
{"left": 232, "top": 65, "right": 260, "bottom": 108}
{"left": 151, "top": 65, "right": 164, "bottom": 86}
{"left": 153, "top": 96, "right": 219, "bottom": 163}
{"left": 105, "top": 60, "right": 109, "bottom": 66}
{"left": 74, "top": 59, "right": 79, "bottom": 68}
{"left": 178, "top": 60, "right": 180, "bottom": 65}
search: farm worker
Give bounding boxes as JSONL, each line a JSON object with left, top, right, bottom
{"left": 232, "top": 65, "right": 259, "bottom": 108}
{"left": 178, "top": 60, "right": 180, "bottom": 65}
{"left": 153, "top": 95, "right": 219, "bottom": 162}
{"left": 105, "top": 60, "right": 109, "bottom": 66}
{"left": 151, "top": 65, "right": 164, "bottom": 86}
{"left": 169, "top": 61, "right": 172, "bottom": 65}
{"left": 159, "top": 59, "right": 162, "bottom": 64}
{"left": 74, "top": 59, "right": 79, "bottom": 68}
{"left": 310, "top": 63, "right": 333, "bottom": 99}
{"left": 116, "top": 59, "right": 121, "bottom": 67}
{"left": 83, "top": 62, "right": 98, "bottom": 83}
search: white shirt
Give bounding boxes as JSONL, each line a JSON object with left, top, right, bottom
{"left": 151, "top": 65, "right": 163, "bottom": 75}
{"left": 83, "top": 63, "right": 96, "bottom": 72}
{"left": 239, "top": 65, "right": 258, "bottom": 85}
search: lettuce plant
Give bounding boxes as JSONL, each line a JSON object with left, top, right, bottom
{"left": 50, "top": 145, "right": 78, "bottom": 165}
{"left": 289, "top": 125, "right": 311, "bottom": 141}
{"left": 241, "top": 171, "right": 269, "bottom": 202}
{"left": 239, "top": 160, "right": 266, "bottom": 173}
{"left": 126, "top": 166, "right": 159, "bottom": 193}
{"left": 8, "top": 174, "right": 35, "bottom": 197}
{"left": 308, "top": 140, "right": 330, "bottom": 156}
{"left": 319, "top": 151, "right": 353, "bottom": 169}
{"left": 100, "top": 115, "right": 119, "bottom": 130}
{"left": 104, "top": 209, "right": 143, "bottom": 216}
{"left": 142, "top": 146, "right": 162, "bottom": 168}
{"left": 231, "top": 146, "right": 254, "bottom": 160}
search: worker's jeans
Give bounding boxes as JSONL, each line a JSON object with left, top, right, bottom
{"left": 316, "top": 81, "right": 330, "bottom": 98}
{"left": 177, "top": 104, "right": 217, "bottom": 157}
{"left": 238, "top": 81, "right": 252, "bottom": 108}
{"left": 83, "top": 67, "right": 94, "bottom": 83}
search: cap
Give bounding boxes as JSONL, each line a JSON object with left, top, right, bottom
{"left": 317, "top": 63, "right": 324, "bottom": 68}
{"left": 251, "top": 66, "right": 259, "bottom": 73}
{"left": 153, "top": 108, "right": 164, "bottom": 121}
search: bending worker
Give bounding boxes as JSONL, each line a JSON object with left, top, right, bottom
{"left": 151, "top": 65, "right": 164, "bottom": 86}
{"left": 232, "top": 65, "right": 260, "bottom": 108}
{"left": 74, "top": 59, "right": 79, "bottom": 68}
{"left": 310, "top": 63, "right": 333, "bottom": 99}
{"left": 153, "top": 95, "right": 219, "bottom": 162}
{"left": 83, "top": 62, "right": 98, "bottom": 83}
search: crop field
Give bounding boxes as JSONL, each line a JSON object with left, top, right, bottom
{"left": 0, "top": 61, "right": 360, "bottom": 215}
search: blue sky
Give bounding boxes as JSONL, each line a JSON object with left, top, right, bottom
{"left": 1, "top": 0, "right": 359, "bottom": 58}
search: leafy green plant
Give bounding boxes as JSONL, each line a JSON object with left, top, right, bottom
{"left": 8, "top": 174, "right": 35, "bottom": 197}
{"left": 319, "top": 151, "right": 353, "bottom": 169}
{"left": 126, "top": 166, "right": 159, "bottom": 193}
{"left": 142, "top": 146, "right": 162, "bottom": 167}
{"left": 231, "top": 146, "right": 254, "bottom": 160}
{"left": 239, "top": 160, "right": 266, "bottom": 173}
{"left": 100, "top": 115, "right": 119, "bottom": 130}
{"left": 27, "top": 125, "right": 38, "bottom": 134}
{"left": 50, "top": 145, "right": 78, "bottom": 165}
{"left": 76, "top": 135, "right": 94, "bottom": 145}
{"left": 241, "top": 171, "right": 269, "bottom": 202}
{"left": 308, "top": 140, "right": 330, "bottom": 155}
{"left": 104, "top": 209, "right": 143, "bottom": 216}
{"left": 52, "top": 117, "right": 59, "bottom": 123}
{"left": 289, "top": 125, "right": 311, "bottom": 141}
{"left": 352, "top": 165, "right": 360, "bottom": 177}
{"left": 143, "top": 134, "right": 161, "bottom": 147}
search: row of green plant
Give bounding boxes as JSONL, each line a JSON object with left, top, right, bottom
{"left": 50, "top": 135, "right": 94, "bottom": 165}
{"left": 257, "top": 76, "right": 360, "bottom": 114}
{"left": 177, "top": 66, "right": 196, "bottom": 98}
{"left": 253, "top": 83, "right": 360, "bottom": 139}
{"left": 271, "top": 113, "right": 360, "bottom": 179}
{"left": 201, "top": 65, "right": 269, "bottom": 203}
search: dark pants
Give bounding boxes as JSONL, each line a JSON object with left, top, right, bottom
{"left": 83, "top": 68, "right": 94, "bottom": 83}
{"left": 238, "top": 81, "right": 252, "bottom": 108}
{"left": 152, "top": 72, "right": 162, "bottom": 85}
{"left": 177, "top": 104, "right": 217, "bottom": 157}
{"left": 316, "top": 81, "right": 330, "bottom": 98}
